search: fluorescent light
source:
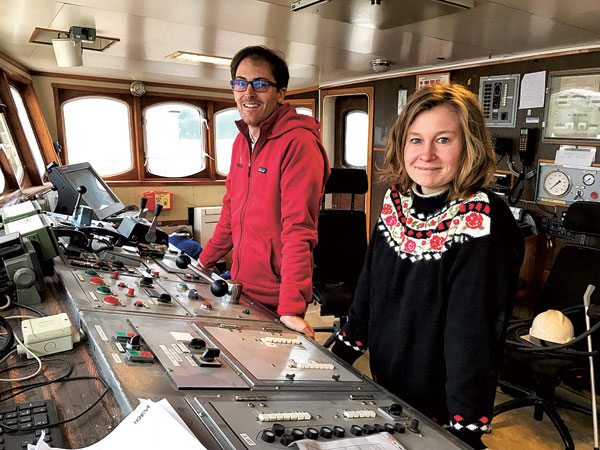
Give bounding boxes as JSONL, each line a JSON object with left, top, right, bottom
{"left": 169, "top": 52, "right": 232, "bottom": 65}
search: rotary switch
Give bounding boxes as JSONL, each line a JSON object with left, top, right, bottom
{"left": 350, "top": 425, "right": 362, "bottom": 436}
{"left": 260, "top": 430, "right": 275, "bottom": 443}
{"left": 319, "top": 427, "right": 332, "bottom": 439}
{"left": 305, "top": 428, "right": 318, "bottom": 440}
{"left": 332, "top": 426, "right": 345, "bottom": 438}
{"left": 271, "top": 423, "right": 285, "bottom": 436}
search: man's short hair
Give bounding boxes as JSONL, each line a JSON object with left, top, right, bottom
{"left": 173, "top": 226, "right": 193, "bottom": 239}
{"left": 230, "top": 46, "right": 289, "bottom": 89}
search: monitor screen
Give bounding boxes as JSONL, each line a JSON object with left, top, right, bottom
{"left": 47, "top": 162, "right": 124, "bottom": 221}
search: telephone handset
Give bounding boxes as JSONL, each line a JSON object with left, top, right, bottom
{"left": 508, "top": 128, "right": 538, "bottom": 205}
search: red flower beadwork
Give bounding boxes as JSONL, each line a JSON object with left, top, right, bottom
{"left": 382, "top": 204, "right": 392, "bottom": 215}
{"left": 385, "top": 215, "right": 398, "bottom": 226}
{"left": 453, "top": 219, "right": 460, "bottom": 225}
{"left": 405, "top": 240, "right": 416, "bottom": 252}
{"left": 465, "top": 212, "right": 483, "bottom": 229}
{"left": 430, "top": 234, "right": 445, "bottom": 250}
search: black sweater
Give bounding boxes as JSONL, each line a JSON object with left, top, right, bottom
{"left": 332, "top": 187, "right": 524, "bottom": 446}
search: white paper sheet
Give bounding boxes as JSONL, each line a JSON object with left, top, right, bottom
{"left": 519, "top": 71, "right": 546, "bottom": 109}
{"left": 28, "top": 398, "right": 207, "bottom": 450}
{"left": 294, "top": 432, "right": 407, "bottom": 450}
{"left": 554, "top": 146, "right": 597, "bottom": 167}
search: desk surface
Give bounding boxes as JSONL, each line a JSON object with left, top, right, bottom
{"left": 2, "top": 277, "right": 123, "bottom": 448}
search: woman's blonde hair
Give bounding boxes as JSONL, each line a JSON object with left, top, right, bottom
{"left": 380, "top": 83, "right": 496, "bottom": 201}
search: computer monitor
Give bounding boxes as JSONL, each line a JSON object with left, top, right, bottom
{"left": 47, "top": 161, "right": 124, "bottom": 221}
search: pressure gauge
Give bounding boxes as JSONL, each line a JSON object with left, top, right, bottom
{"left": 130, "top": 81, "right": 146, "bottom": 97}
{"left": 583, "top": 173, "right": 596, "bottom": 186}
{"left": 543, "top": 170, "right": 571, "bottom": 198}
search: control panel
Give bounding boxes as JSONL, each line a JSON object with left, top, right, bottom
{"left": 479, "top": 74, "right": 520, "bottom": 128}
{"left": 535, "top": 161, "right": 600, "bottom": 205}
{"left": 188, "top": 394, "right": 469, "bottom": 450}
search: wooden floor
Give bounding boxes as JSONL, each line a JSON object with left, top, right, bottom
{"left": 305, "top": 303, "right": 598, "bottom": 450}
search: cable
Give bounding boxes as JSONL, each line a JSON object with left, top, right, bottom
{"left": 0, "top": 357, "right": 72, "bottom": 400}
{"left": 0, "top": 294, "right": 11, "bottom": 310}
{"left": 0, "top": 332, "right": 43, "bottom": 382}
{"left": 0, "top": 315, "right": 15, "bottom": 360}
{"left": 12, "top": 302, "right": 45, "bottom": 317}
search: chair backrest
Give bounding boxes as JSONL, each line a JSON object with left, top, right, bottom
{"left": 537, "top": 202, "right": 600, "bottom": 332}
{"left": 313, "top": 168, "right": 368, "bottom": 289}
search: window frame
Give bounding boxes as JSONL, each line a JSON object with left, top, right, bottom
{"left": 140, "top": 95, "right": 210, "bottom": 180}
{"left": 55, "top": 84, "right": 237, "bottom": 186}
{"left": 213, "top": 102, "right": 242, "bottom": 178}
{"left": 342, "top": 109, "right": 369, "bottom": 169}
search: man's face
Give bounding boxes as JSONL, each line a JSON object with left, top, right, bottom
{"left": 233, "top": 58, "right": 286, "bottom": 129}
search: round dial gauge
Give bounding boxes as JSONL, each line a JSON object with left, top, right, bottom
{"left": 543, "top": 170, "right": 571, "bottom": 198}
{"left": 130, "top": 81, "right": 146, "bottom": 97}
{"left": 583, "top": 173, "right": 596, "bottom": 186}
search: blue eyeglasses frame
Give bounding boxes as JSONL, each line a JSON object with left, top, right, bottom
{"left": 230, "top": 79, "right": 278, "bottom": 92}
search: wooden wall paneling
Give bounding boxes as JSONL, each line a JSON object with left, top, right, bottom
{"left": 22, "top": 83, "right": 59, "bottom": 170}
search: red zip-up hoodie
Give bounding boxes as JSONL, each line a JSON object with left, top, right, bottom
{"left": 199, "top": 104, "right": 330, "bottom": 316}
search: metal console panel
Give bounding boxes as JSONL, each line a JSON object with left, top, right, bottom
{"left": 187, "top": 391, "right": 470, "bottom": 450}
{"left": 55, "top": 258, "right": 193, "bottom": 317}
{"left": 128, "top": 316, "right": 249, "bottom": 390}
{"left": 142, "top": 257, "right": 278, "bottom": 322}
{"left": 197, "top": 322, "right": 364, "bottom": 387}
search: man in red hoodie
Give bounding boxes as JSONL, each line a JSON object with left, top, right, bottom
{"left": 199, "top": 46, "right": 330, "bottom": 337}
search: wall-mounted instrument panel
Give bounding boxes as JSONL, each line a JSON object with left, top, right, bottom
{"left": 479, "top": 74, "right": 520, "bottom": 128}
{"left": 535, "top": 161, "right": 600, "bottom": 205}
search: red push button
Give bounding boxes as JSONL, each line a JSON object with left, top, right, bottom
{"left": 201, "top": 301, "right": 213, "bottom": 310}
{"left": 134, "top": 300, "right": 143, "bottom": 307}
{"left": 118, "top": 281, "right": 126, "bottom": 288}
{"left": 151, "top": 270, "right": 159, "bottom": 277}
{"left": 103, "top": 296, "right": 119, "bottom": 305}
{"left": 112, "top": 271, "right": 119, "bottom": 279}
{"left": 591, "top": 191, "right": 598, "bottom": 200}
{"left": 127, "top": 287, "right": 135, "bottom": 296}
{"left": 90, "top": 277, "right": 104, "bottom": 285}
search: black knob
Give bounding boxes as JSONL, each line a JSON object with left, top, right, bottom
{"left": 319, "top": 427, "right": 332, "bottom": 439}
{"left": 291, "top": 428, "right": 304, "bottom": 441}
{"left": 362, "top": 424, "right": 375, "bottom": 435}
{"left": 188, "top": 338, "right": 206, "bottom": 350}
{"left": 305, "top": 428, "right": 318, "bottom": 440}
{"left": 280, "top": 434, "right": 294, "bottom": 446}
{"left": 394, "top": 422, "right": 405, "bottom": 433}
{"left": 157, "top": 293, "right": 171, "bottom": 303}
{"left": 384, "top": 423, "right": 395, "bottom": 434}
{"left": 271, "top": 423, "right": 285, "bottom": 437}
{"left": 112, "top": 260, "right": 124, "bottom": 268}
{"left": 388, "top": 403, "right": 403, "bottom": 416}
{"left": 374, "top": 424, "right": 385, "bottom": 433}
{"left": 126, "top": 334, "right": 141, "bottom": 350}
{"left": 201, "top": 347, "right": 220, "bottom": 362}
{"left": 176, "top": 254, "right": 191, "bottom": 269}
{"left": 332, "top": 426, "right": 345, "bottom": 438}
{"left": 211, "top": 279, "right": 229, "bottom": 297}
{"left": 350, "top": 425, "right": 362, "bottom": 436}
{"left": 140, "top": 277, "right": 153, "bottom": 287}
{"left": 408, "top": 418, "right": 420, "bottom": 433}
{"left": 260, "top": 430, "right": 275, "bottom": 443}
{"left": 77, "top": 185, "right": 87, "bottom": 194}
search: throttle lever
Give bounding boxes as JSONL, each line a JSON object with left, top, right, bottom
{"left": 144, "top": 204, "right": 163, "bottom": 244}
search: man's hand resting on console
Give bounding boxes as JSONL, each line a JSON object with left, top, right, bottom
{"left": 280, "top": 316, "right": 315, "bottom": 339}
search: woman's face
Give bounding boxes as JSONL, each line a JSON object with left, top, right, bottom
{"left": 403, "top": 105, "right": 463, "bottom": 195}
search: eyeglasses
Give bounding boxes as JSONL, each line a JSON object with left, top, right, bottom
{"left": 230, "top": 79, "right": 278, "bottom": 92}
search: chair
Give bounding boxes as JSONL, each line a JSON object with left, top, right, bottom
{"left": 312, "top": 168, "right": 368, "bottom": 347}
{"left": 494, "top": 201, "right": 600, "bottom": 450}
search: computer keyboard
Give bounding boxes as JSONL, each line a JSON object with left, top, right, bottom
{"left": 0, "top": 400, "right": 63, "bottom": 450}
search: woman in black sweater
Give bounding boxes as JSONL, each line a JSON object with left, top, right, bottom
{"left": 332, "top": 83, "right": 524, "bottom": 449}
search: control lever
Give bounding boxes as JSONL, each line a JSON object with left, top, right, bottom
{"left": 72, "top": 185, "right": 92, "bottom": 227}
{"left": 138, "top": 197, "right": 148, "bottom": 220}
{"left": 144, "top": 204, "right": 163, "bottom": 244}
{"left": 175, "top": 253, "right": 229, "bottom": 297}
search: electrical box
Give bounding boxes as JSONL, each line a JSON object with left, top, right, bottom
{"left": 479, "top": 74, "right": 520, "bottom": 128}
{"left": 17, "top": 313, "right": 82, "bottom": 358}
{"left": 143, "top": 190, "right": 173, "bottom": 211}
{"left": 536, "top": 161, "right": 600, "bottom": 205}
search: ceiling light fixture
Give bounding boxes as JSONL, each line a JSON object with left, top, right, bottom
{"left": 370, "top": 59, "right": 394, "bottom": 73}
{"left": 431, "top": 0, "right": 474, "bottom": 9}
{"left": 51, "top": 26, "right": 96, "bottom": 68}
{"left": 169, "top": 51, "right": 232, "bottom": 65}
{"left": 291, "top": 0, "right": 331, "bottom": 12}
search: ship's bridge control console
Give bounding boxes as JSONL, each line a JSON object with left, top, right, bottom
{"left": 0, "top": 162, "right": 470, "bottom": 449}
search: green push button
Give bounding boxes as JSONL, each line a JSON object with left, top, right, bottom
{"left": 85, "top": 269, "right": 98, "bottom": 276}
{"left": 97, "top": 286, "right": 111, "bottom": 294}
{"left": 242, "top": 309, "right": 250, "bottom": 314}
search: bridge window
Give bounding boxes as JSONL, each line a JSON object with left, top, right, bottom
{"left": 143, "top": 103, "right": 207, "bottom": 178}
{"left": 295, "top": 107, "right": 313, "bottom": 117}
{"left": 214, "top": 107, "right": 241, "bottom": 176}
{"left": 9, "top": 86, "right": 46, "bottom": 179}
{"left": 0, "top": 112, "right": 24, "bottom": 184}
{"left": 343, "top": 110, "right": 368, "bottom": 168}
{"left": 62, "top": 97, "right": 133, "bottom": 177}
